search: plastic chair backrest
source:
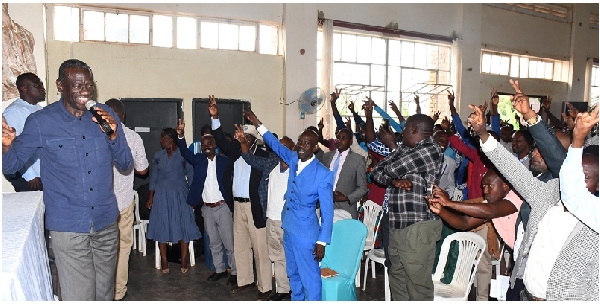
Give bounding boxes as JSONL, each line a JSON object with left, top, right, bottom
{"left": 360, "top": 200, "right": 382, "bottom": 251}
{"left": 433, "top": 232, "right": 486, "bottom": 298}
{"left": 134, "top": 191, "right": 141, "bottom": 224}
{"left": 320, "top": 219, "right": 368, "bottom": 278}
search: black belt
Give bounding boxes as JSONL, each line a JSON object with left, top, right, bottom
{"left": 523, "top": 288, "right": 546, "bottom": 301}
{"left": 204, "top": 200, "right": 226, "bottom": 208}
{"left": 234, "top": 197, "right": 251, "bottom": 203}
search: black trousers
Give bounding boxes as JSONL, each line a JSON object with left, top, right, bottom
{"left": 380, "top": 211, "right": 391, "bottom": 267}
{"left": 506, "top": 278, "right": 525, "bottom": 301}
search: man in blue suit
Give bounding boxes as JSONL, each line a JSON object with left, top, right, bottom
{"left": 176, "top": 119, "right": 236, "bottom": 285}
{"left": 243, "top": 110, "right": 334, "bottom": 301}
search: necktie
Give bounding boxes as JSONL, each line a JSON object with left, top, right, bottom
{"left": 331, "top": 153, "right": 341, "bottom": 185}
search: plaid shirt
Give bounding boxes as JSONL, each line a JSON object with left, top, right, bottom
{"left": 371, "top": 137, "right": 443, "bottom": 229}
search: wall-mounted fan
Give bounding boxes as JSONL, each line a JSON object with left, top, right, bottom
{"left": 298, "top": 87, "right": 325, "bottom": 119}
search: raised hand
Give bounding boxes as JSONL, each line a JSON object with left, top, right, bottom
{"left": 491, "top": 87, "right": 499, "bottom": 105}
{"left": 572, "top": 106, "right": 600, "bottom": 147}
{"left": 467, "top": 103, "right": 488, "bottom": 140}
{"left": 542, "top": 95, "right": 552, "bottom": 111}
{"left": 389, "top": 100, "right": 399, "bottom": 113}
{"left": 330, "top": 88, "right": 342, "bottom": 103}
{"left": 208, "top": 95, "right": 219, "bottom": 118}
{"left": 432, "top": 110, "right": 441, "bottom": 122}
{"left": 566, "top": 102, "right": 580, "bottom": 120}
{"left": 562, "top": 112, "right": 576, "bottom": 130}
{"left": 318, "top": 117, "right": 325, "bottom": 130}
{"left": 440, "top": 116, "right": 451, "bottom": 131}
{"left": 348, "top": 101, "right": 355, "bottom": 113}
{"left": 509, "top": 79, "right": 533, "bottom": 117}
{"left": 362, "top": 98, "right": 374, "bottom": 117}
{"left": 2, "top": 116, "right": 16, "bottom": 149}
{"left": 233, "top": 124, "right": 248, "bottom": 145}
{"left": 447, "top": 89, "right": 455, "bottom": 104}
{"left": 243, "top": 109, "right": 261, "bottom": 126}
{"left": 176, "top": 118, "right": 185, "bottom": 137}
{"left": 392, "top": 179, "right": 412, "bottom": 191}
{"left": 478, "top": 100, "right": 488, "bottom": 114}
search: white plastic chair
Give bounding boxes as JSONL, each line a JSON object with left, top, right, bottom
{"left": 357, "top": 200, "right": 382, "bottom": 288}
{"left": 132, "top": 191, "right": 148, "bottom": 256}
{"left": 154, "top": 240, "right": 195, "bottom": 269}
{"left": 363, "top": 249, "right": 391, "bottom": 301}
{"left": 432, "top": 232, "right": 486, "bottom": 301}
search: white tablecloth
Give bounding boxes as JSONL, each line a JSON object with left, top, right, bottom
{"left": 2, "top": 191, "right": 54, "bottom": 301}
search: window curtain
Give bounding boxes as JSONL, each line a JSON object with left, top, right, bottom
{"left": 319, "top": 19, "right": 334, "bottom": 140}
{"left": 451, "top": 37, "right": 462, "bottom": 111}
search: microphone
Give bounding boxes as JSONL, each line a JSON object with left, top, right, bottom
{"left": 86, "top": 100, "right": 115, "bottom": 136}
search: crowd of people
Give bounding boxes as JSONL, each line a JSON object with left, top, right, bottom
{"left": 2, "top": 58, "right": 598, "bottom": 301}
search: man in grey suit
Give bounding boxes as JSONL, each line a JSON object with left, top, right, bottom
{"left": 322, "top": 128, "right": 368, "bottom": 219}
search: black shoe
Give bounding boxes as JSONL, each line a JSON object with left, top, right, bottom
{"left": 268, "top": 292, "right": 291, "bottom": 301}
{"left": 231, "top": 282, "right": 256, "bottom": 294}
{"left": 207, "top": 271, "right": 229, "bottom": 281}
{"left": 227, "top": 275, "right": 237, "bottom": 286}
{"left": 257, "top": 290, "right": 272, "bottom": 301}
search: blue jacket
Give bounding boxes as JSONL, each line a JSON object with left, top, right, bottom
{"left": 262, "top": 130, "right": 334, "bottom": 244}
{"left": 177, "top": 137, "right": 232, "bottom": 212}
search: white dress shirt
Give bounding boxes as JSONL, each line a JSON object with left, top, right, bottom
{"left": 560, "top": 146, "right": 599, "bottom": 233}
{"left": 202, "top": 157, "right": 225, "bottom": 203}
{"left": 523, "top": 205, "right": 578, "bottom": 299}
{"left": 3, "top": 98, "right": 43, "bottom": 181}
{"left": 266, "top": 164, "right": 289, "bottom": 220}
{"left": 212, "top": 117, "right": 251, "bottom": 198}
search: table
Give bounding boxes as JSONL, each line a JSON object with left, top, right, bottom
{"left": 2, "top": 191, "right": 54, "bottom": 301}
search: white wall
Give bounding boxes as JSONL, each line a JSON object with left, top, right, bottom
{"left": 45, "top": 41, "right": 285, "bottom": 138}
{"left": 2, "top": 3, "right": 46, "bottom": 193}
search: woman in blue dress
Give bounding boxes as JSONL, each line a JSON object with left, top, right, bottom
{"left": 146, "top": 127, "right": 200, "bottom": 274}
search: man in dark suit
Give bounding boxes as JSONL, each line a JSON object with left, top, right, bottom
{"left": 322, "top": 128, "right": 368, "bottom": 219}
{"left": 176, "top": 119, "right": 236, "bottom": 285}
{"left": 208, "top": 96, "right": 279, "bottom": 301}
{"left": 243, "top": 109, "right": 334, "bottom": 301}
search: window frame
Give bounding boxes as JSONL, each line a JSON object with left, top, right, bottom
{"left": 319, "top": 28, "right": 453, "bottom": 120}
{"left": 481, "top": 50, "right": 566, "bottom": 82}
{"left": 51, "top": 4, "right": 280, "bottom": 55}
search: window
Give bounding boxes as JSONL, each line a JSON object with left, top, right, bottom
{"left": 481, "top": 51, "right": 567, "bottom": 82}
{"left": 318, "top": 30, "right": 452, "bottom": 124}
{"left": 129, "top": 15, "right": 150, "bottom": 44}
{"left": 259, "top": 25, "right": 279, "bottom": 55}
{"left": 153, "top": 15, "right": 172, "bottom": 48}
{"left": 176, "top": 17, "right": 196, "bottom": 49}
{"left": 51, "top": 5, "right": 279, "bottom": 55}
{"left": 200, "top": 21, "right": 261, "bottom": 52}
{"left": 54, "top": 6, "right": 80, "bottom": 42}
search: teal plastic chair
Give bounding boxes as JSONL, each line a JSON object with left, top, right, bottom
{"left": 320, "top": 219, "right": 368, "bottom": 301}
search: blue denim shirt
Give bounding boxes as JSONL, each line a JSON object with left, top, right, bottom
{"left": 3, "top": 99, "right": 132, "bottom": 233}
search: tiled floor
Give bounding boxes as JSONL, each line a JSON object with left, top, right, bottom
{"left": 50, "top": 240, "right": 389, "bottom": 301}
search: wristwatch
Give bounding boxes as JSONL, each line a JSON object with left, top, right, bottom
{"left": 525, "top": 115, "right": 539, "bottom": 126}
